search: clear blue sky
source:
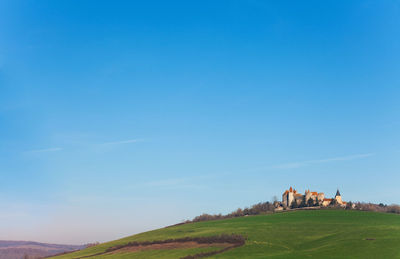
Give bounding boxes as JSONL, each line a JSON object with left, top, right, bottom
{"left": 0, "top": 0, "right": 399, "bottom": 244}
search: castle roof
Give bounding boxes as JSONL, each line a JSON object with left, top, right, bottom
{"left": 336, "top": 189, "right": 341, "bottom": 197}
{"left": 283, "top": 187, "right": 330, "bottom": 198}
{"left": 283, "top": 187, "right": 297, "bottom": 195}
{"left": 323, "top": 198, "right": 332, "bottom": 201}
{"left": 304, "top": 189, "right": 318, "bottom": 194}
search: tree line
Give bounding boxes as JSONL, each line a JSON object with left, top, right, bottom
{"left": 190, "top": 202, "right": 276, "bottom": 223}
{"left": 188, "top": 199, "right": 400, "bottom": 223}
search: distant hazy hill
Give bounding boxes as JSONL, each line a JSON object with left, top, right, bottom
{"left": 50, "top": 210, "right": 400, "bottom": 259}
{"left": 0, "top": 240, "right": 85, "bottom": 259}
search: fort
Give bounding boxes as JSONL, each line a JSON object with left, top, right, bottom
{"left": 282, "top": 187, "right": 347, "bottom": 208}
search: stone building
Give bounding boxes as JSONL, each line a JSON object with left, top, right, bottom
{"left": 282, "top": 187, "right": 346, "bottom": 207}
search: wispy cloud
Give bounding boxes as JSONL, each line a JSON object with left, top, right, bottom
{"left": 24, "top": 147, "right": 63, "bottom": 154}
{"left": 102, "top": 139, "right": 144, "bottom": 145}
{"left": 21, "top": 138, "right": 144, "bottom": 154}
{"left": 273, "top": 153, "right": 374, "bottom": 169}
{"left": 145, "top": 178, "right": 186, "bottom": 187}
{"left": 144, "top": 177, "right": 204, "bottom": 190}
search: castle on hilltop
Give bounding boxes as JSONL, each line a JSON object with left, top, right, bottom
{"left": 282, "top": 187, "right": 347, "bottom": 208}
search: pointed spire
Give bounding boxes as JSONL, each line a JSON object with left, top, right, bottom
{"left": 335, "top": 189, "right": 341, "bottom": 197}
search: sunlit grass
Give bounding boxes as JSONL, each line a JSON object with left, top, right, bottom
{"left": 51, "top": 210, "right": 400, "bottom": 258}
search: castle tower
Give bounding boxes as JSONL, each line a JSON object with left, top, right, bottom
{"left": 317, "top": 192, "right": 325, "bottom": 202}
{"left": 305, "top": 189, "right": 312, "bottom": 202}
{"left": 282, "top": 187, "right": 295, "bottom": 207}
{"left": 335, "top": 189, "right": 342, "bottom": 204}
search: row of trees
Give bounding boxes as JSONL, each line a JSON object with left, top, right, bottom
{"left": 290, "top": 197, "right": 400, "bottom": 214}
{"left": 352, "top": 202, "right": 400, "bottom": 213}
{"left": 189, "top": 199, "right": 400, "bottom": 223}
{"left": 191, "top": 202, "right": 276, "bottom": 222}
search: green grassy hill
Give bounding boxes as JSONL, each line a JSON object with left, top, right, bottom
{"left": 51, "top": 210, "right": 400, "bottom": 259}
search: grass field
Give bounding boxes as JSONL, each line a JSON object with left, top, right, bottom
{"left": 51, "top": 209, "right": 400, "bottom": 258}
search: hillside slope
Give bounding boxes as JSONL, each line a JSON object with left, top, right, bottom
{"left": 51, "top": 210, "right": 400, "bottom": 258}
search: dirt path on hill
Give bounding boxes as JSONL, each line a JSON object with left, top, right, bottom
{"left": 75, "top": 234, "right": 245, "bottom": 259}
{"left": 109, "top": 241, "right": 231, "bottom": 253}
